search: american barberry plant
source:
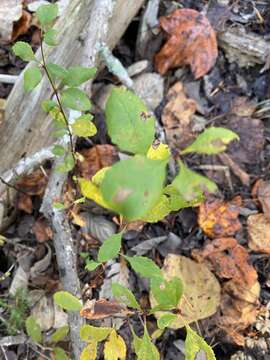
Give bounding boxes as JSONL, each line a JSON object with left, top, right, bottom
{"left": 12, "top": 3, "right": 239, "bottom": 359}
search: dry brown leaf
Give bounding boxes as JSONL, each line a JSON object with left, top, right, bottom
{"left": 17, "top": 169, "right": 48, "bottom": 196}
{"left": 193, "top": 237, "right": 260, "bottom": 346}
{"left": 151, "top": 254, "right": 220, "bottom": 328}
{"left": 198, "top": 197, "right": 242, "bottom": 238}
{"left": 155, "top": 9, "right": 218, "bottom": 78}
{"left": 227, "top": 116, "right": 265, "bottom": 165}
{"left": 247, "top": 213, "right": 270, "bottom": 254}
{"left": 161, "top": 82, "right": 197, "bottom": 150}
{"left": 32, "top": 218, "right": 53, "bottom": 243}
{"left": 0, "top": 0, "right": 22, "bottom": 43}
{"left": 77, "top": 145, "right": 118, "bottom": 180}
{"left": 12, "top": 10, "right": 32, "bottom": 41}
{"left": 17, "top": 193, "right": 33, "bottom": 214}
{"left": 192, "top": 237, "right": 257, "bottom": 288}
{"left": 256, "top": 181, "right": 270, "bottom": 218}
{"left": 80, "top": 299, "right": 133, "bottom": 320}
{"left": 230, "top": 97, "right": 257, "bottom": 118}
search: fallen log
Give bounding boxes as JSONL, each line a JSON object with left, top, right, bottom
{"left": 0, "top": 0, "right": 145, "bottom": 174}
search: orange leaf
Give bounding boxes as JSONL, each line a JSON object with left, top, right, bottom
{"left": 155, "top": 9, "right": 218, "bottom": 79}
{"left": 12, "top": 10, "right": 32, "bottom": 42}
{"left": 198, "top": 197, "right": 242, "bottom": 238}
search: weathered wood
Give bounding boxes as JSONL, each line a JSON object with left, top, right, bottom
{"left": 0, "top": 0, "right": 145, "bottom": 174}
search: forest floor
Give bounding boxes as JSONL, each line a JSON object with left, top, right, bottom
{"left": 1, "top": 0, "right": 270, "bottom": 359}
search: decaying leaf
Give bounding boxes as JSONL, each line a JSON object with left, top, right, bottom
{"left": 12, "top": 10, "right": 32, "bottom": 41}
{"left": 255, "top": 180, "right": 270, "bottom": 219}
{"left": 247, "top": 213, "right": 270, "bottom": 254}
{"left": 161, "top": 82, "right": 197, "bottom": 150}
{"left": 155, "top": 9, "right": 218, "bottom": 78}
{"left": 198, "top": 197, "right": 242, "bottom": 238}
{"left": 151, "top": 254, "right": 220, "bottom": 328}
{"left": 0, "top": 0, "right": 23, "bottom": 43}
{"left": 17, "top": 193, "right": 33, "bottom": 214}
{"left": 80, "top": 299, "right": 133, "bottom": 320}
{"left": 77, "top": 145, "right": 118, "bottom": 180}
{"left": 32, "top": 217, "right": 53, "bottom": 242}
{"left": 227, "top": 116, "right": 264, "bottom": 165}
{"left": 17, "top": 169, "right": 48, "bottom": 196}
{"left": 192, "top": 237, "right": 257, "bottom": 289}
{"left": 193, "top": 237, "right": 260, "bottom": 346}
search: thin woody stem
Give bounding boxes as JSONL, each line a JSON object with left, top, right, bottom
{"left": 40, "top": 37, "right": 76, "bottom": 164}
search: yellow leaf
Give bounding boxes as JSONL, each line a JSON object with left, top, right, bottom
{"left": 79, "top": 178, "right": 110, "bottom": 209}
{"left": 70, "top": 210, "right": 86, "bottom": 227}
{"left": 104, "top": 329, "right": 126, "bottom": 360}
{"left": 92, "top": 167, "right": 110, "bottom": 186}
{"left": 80, "top": 341, "right": 97, "bottom": 360}
{"left": 141, "top": 195, "right": 171, "bottom": 223}
{"left": 147, "top": 142, "right": 170, "bottom": 161}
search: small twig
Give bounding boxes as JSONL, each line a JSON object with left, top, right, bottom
{"left": 0, "top": 335, "right": 27, "bottom": 347}
{"left": 40, "top": 38, "right": 76, "bottom": 164}
{"left": 0, "top": 74, "right": 19, "bottom": 84}
{"left": 218, "top": 153, "right": 250, "bottom": 186}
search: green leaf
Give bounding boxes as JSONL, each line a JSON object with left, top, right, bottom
{"left": 53, "top": 202, "right": 66, "bottom": 210}
{"left": 53, "top": 291, "right": 82, "bottom": 311}
{"left": 12, "top": 41, "right": 36, "bottom": 62}
{"left": 56, "top": 154, "right": 75, "bottom": 173}
{"left": 185, "top": 325, "right": 216, "bottom": 360}
{"left": 171, "top": 161, "right": 217, "bottom": 203}
{"left": 101, "top": 155, "right": 167, "bottom": 221}
{"left": 24, "top": 67, "right": 42, "bottom": 92}
{"left": 80, "top": 324, "right": 112, "bottom": 342}
{"left": 151, "top": 276, "right": 183, "bottom": 309}
{"left": 141, "top": 194, "right": 171, "bottom": 223}
{"left": 105, "top": 87, "right": 155, "bottom": 154}
{"left": 125, "top": 255, "right": 162, "bottom": 279}
{"left": 157, "top": 313, "right": 178, "bottom": 329}
{"left": 47, "top": 63, "right": 68, "bottom": 81}
{"left": 25, "top": 316, "right": 42, "bottom": 343}
{"left": 53, "top": 347, "right": 69, "bottom": 360}
{"left": 37, "top": 3, "right": 58, "bottom": 26}
{"left": 42, "top": 99, "right": 57, "bottom": 112}
{"left": 97, "top": 232, "right": 122, "bottom": 263}
{"left": 181, "top": 127, "right": 239, "bottom": 155}
{"left": 85, "top": 260, "right": 100, "bottom": 271}
{"left": 71, "top": 114, "right": 97, "bottom": 137}
{"left": 44, "top": 28, "right": 58, "bottom": 46}
{"left": 136, "top": 325, "right": 160, "bottom": 360}
{"left": 52, "top": 145, "right": 66, "bottom": 156}
{"left": 50, "top": 325, "right": 69, "bottom": 343}
{"left": 61, "top": 87, "right": 91, "bottom": 111}
{"left": 164, "top": 185, "right": 195, "bottom": 211}
{"left": 63, "top": 66, "right": 97, "bottom": 87}
{"left": 111, "top": 283, "right": 141, "bottom": 310}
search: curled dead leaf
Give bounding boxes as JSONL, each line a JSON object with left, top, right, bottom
{"left": 198, "top": 197, "right": 242, "bottom": 238}
{"left": 77, "top": 145, "right": 118, "bottom": 180}
{"left": 17, "top": 193, "right": 33, "bottom": 214}
{"left": 80, "top": 299, "right": 134, "bottom": 320}
{"left": 155, "top": 9, "right": 218, "bottom": 78}
{"left": 12, "top": 10, "right": 32, "bottom": 41}
{"left": 17, "top": 169, "right": 48, "bottom": 196}
{"left": 161, "top": 82, "right": 197, "bottom": 150}
{"left": 32, "top": 218, "right": 53, "bottom": 243}
{"left": 247, "top": 213, "right": 270, "bottom": 254}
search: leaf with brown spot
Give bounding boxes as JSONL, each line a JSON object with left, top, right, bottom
{"left": 198, "top": 197, "right": 242, "bottom": 238}
{"left": 155, "top": 9, "right": 218, "bottom": 79}
{"left": 77, "top": 144, "right": 118, "bottom": 180}
{"left": 32, "top": 218, "right": 53, "bottom": 243}
{"left": 247, "top": 213, "right": 270, "bottom": 254}
{"left": 80, "top": 299, "right": 134, "bottom": 320}
{"left": 161, "top": 82, "right": 197, "bottom": 150}
{"left": 17, "top": 169, "right": 48, "bottom": 196}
